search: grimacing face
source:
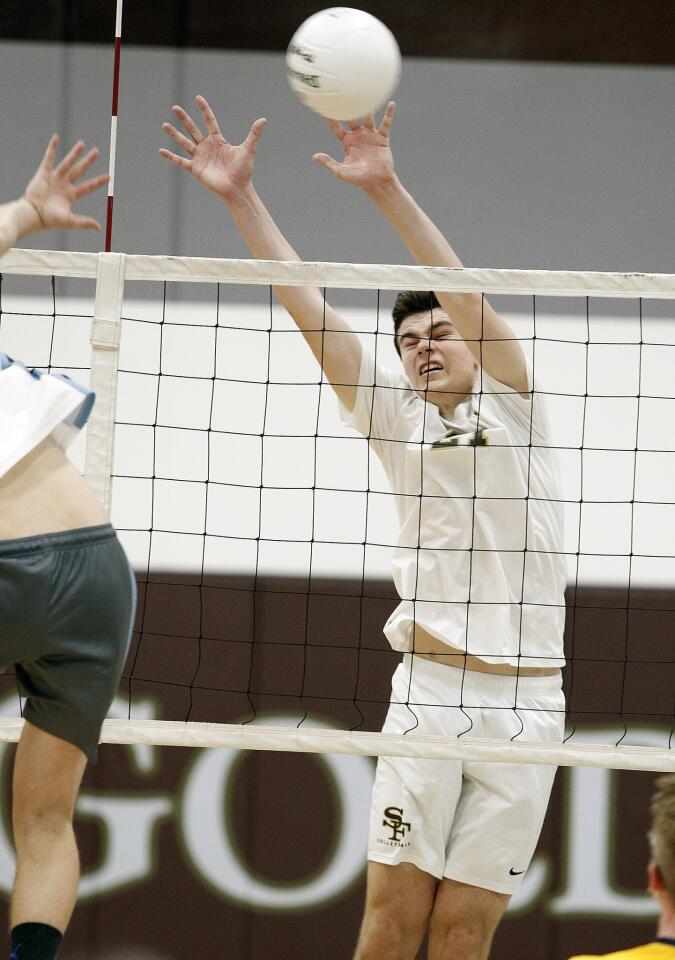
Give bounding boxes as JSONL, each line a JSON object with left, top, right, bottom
{"left": 396, "top": 310, "right": 478, "bottom": 414}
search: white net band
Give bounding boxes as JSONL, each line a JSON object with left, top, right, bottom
{"left": 1, "top": 248, "right": 674, "bottom": 297}
{"left": 0, "top": 719, "right": 670, "bottom": 771}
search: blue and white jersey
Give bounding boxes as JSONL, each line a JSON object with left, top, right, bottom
{"left": 0, "top": 352, "right": 95, "bottom": 479}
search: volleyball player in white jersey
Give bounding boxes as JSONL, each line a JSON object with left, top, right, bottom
{"left": 0, "top": 136, "right": 135, "bottom": 960}
{"left": 161, "top": 96, "right": 567, "bottom": 960}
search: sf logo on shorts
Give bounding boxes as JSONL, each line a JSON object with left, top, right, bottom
{"left": 382, "top": 806, "right": 411, "bottom": 843}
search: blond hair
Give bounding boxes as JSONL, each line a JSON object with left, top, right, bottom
{"left": 650, "top": 774, "right": 675, "bottom": 897}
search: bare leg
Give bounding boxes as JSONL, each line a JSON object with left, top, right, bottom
{"left": 353, "top": 861, "right": 438, "bottom": 960}
{"left": 428, "top": 877, "right": 510, "bottom": 960}
{"left": 11, "top": 722, "right": 87, "bottom": 932}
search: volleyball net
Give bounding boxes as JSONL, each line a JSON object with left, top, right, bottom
{"left": 0, "top": 248, "right": 673, "bottom": 772}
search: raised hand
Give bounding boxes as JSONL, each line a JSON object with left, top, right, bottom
{"left": 23, "top": 135, "right": 109, "bottom": 232}
{"left": 160, "top": 95, "right": 267, "bottom": 202}
{"left": 312, "top": 101, "right": 397, "bottom": 192}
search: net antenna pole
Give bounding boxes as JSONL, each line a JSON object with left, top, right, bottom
{"left": 105, "top": 0, "right": 123, "bottom": 253}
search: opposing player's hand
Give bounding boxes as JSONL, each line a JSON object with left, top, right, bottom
{"left": 23, "top": 135, "right": 109, "bottom": 232}
{"left": 160, "top": 96, "right": 267, "bottom": 202}
{"left": 312, "top": 102, "right": 397, "bottom": 193}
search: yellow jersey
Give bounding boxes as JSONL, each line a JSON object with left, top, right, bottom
{"left": 570, "top": 942, "right": 675, "bottom": 960}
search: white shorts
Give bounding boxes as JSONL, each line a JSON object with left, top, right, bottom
{"left": 368, "top": 655, "right": 565, "bottom": 895}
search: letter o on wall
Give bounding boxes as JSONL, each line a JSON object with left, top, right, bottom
{"left": 179, "top": 716, "right": 373, "bottom": 910}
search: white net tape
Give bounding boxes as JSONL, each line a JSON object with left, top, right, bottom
{"left": 2, "top": 248, "right": 674, "bottom": 296}
{"left": 0, "top": 718, "right": 669, "bottom": 771}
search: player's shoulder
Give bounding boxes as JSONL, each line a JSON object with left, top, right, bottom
{"left": 478, "top": 363, "right": 554, "bottom": 442}
{"left": 569, "top": 944, "right": 675, "bottom": 960}
{"left": 370, "top": 357, "right": 418, "bottom": 414}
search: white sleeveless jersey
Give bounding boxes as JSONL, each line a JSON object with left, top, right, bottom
{"left": 0, "top": 353, "right": 95, "bottom": 479}
{"left": 340, "top": 351, "right": 567, "bottom": 668}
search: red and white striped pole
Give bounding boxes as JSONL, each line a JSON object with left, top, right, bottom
{"left": 105, "top": 0, "right": 123, "bottom": 252}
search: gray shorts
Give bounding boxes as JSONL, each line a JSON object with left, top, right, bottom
{"left": 0, "top": 524, "right": 136, "bottom": 762}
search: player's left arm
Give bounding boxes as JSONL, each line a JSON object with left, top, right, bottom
{"left": 0, "top": 135, "right": 108, "bottom": 257}
{"left": 313, "top": 103, "right": 529, "bottom": 396}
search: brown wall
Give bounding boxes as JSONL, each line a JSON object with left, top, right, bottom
{"left": 1, "top": 0, "right": 674, "bottom": 65}
{"left": 0, "top": 575, "right": 671, "bottom": 959}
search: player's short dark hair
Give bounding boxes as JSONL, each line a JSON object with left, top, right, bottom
{"left": 392, "top": 291, "right": 441, "bottom": 356}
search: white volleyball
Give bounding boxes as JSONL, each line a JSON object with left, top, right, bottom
{"left": 286, "top": 7, "right": 401, "bottom": 120}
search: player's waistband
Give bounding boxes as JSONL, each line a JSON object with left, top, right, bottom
{"left": 401, "top": 653, "right": 563, "bottom": 695}
{"left": 0, "top": 523, "right": 116, "bottom": 558}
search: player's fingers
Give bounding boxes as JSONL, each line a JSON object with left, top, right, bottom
{"left": 67, "top": 147, "right": 101, "bottom": 182}
{"left": 40, "top": 134, "right": 60, "bottom": 169}
{"left": 244, "top": 118, "right": 267, "bottom": 150}
{"left": 196, "top": 95, "right": 222, "bottom": 136}
{"left": 159, "top": 148, "right": 193, "bottom": 173}
{"left": 312, "top": 152, "right": 341, "bottom": 175}
{"left": 363, "top": 113, "right": 375, "bottom": 129}
{"left": 163, "top": 122, "right": 196, "bottom": 155}
{"left": 54, "top": 139, "right": 86, "bottom": 176}
{"left": 346, "top": 118, "right": 361, "bottom": 130}
{"left": 378, "top": 101, "right": 396, "bottom": 136}
{"left": 172, "top": 105, "right": 203, "bottom": 143}
{"left": 323, "top": 116, "right": 346, "bottom": 140}
{"left": 67, "top": 214, "right": 102, "bottom": 231}
{"left": 74, "top": 172, "right": 110, "bottom": 198}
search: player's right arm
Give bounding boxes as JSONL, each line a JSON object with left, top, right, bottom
{"left": 160, "top": 95, "right": 362, "bottom": 411}
{"left": 313, "top": 104, "right": 530, "bottom": 397}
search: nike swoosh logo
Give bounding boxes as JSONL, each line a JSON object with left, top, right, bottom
{"left": 509, "top": 868, "right": 525, "bottom": 876}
